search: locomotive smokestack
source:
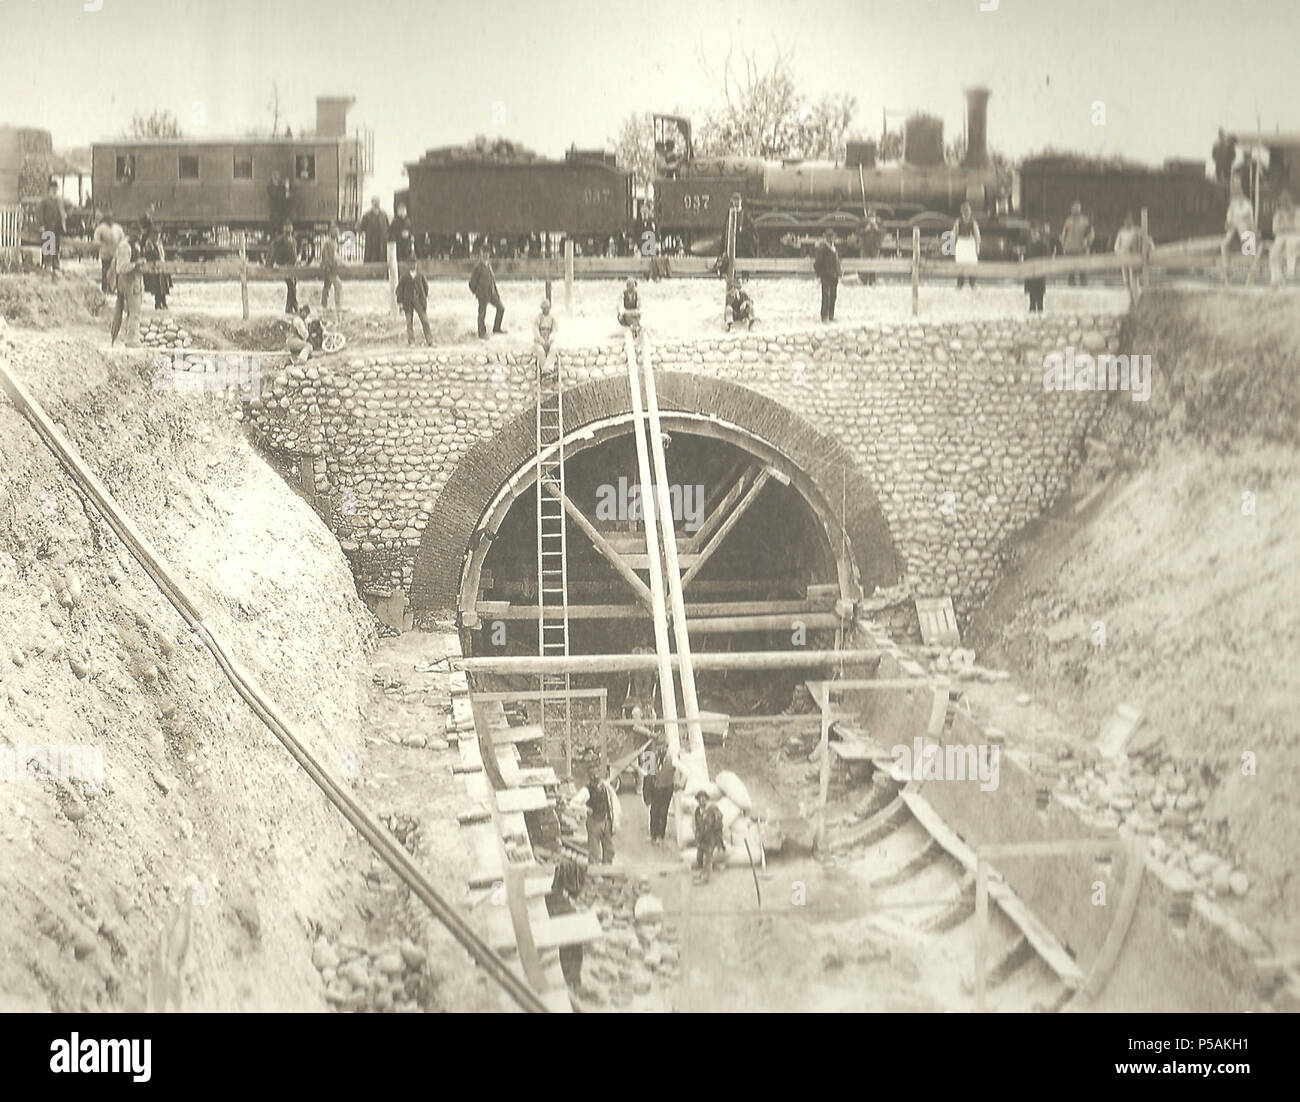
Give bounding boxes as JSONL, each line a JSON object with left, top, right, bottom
{"left": 962, "top": 87, "right": 990, "bottom": 168}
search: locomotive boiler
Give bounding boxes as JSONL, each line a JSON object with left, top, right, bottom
{"left": 653, "top": 88, "right": 1010, "bottom": 257}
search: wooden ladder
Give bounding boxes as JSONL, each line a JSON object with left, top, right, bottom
{"left": 535, "top": 354, "right": 572, "bottom": 763}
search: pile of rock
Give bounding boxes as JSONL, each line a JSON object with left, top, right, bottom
{"left": 919, "top": 645, "right": 1011, "bottom": 683}
{"left": 313, "top": 934, "right": 429, "bottom": 1012}
{"left": 139, "top": 318, "right": 193, "bottom": 349}
{"left": 575, "top": 877, "right": 678, "bottom": 1008}
{"left": 1051, "top": 744, "right": 1249, "bottom": 899}
{"left": 379, "top": 812, "right": 421, "bottom": 855}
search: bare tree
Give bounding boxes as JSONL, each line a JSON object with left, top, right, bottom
{"left": 611, "top": 112, "right": 657, "bottom": 190}
{"left": 693, "top": 45, "right": 856, "bottom": 161}
{"left": 127, "top": 110, "right": 183, "bottom": 139}
{"left": 267, "top": 81, "right": 282, "bottom": 137}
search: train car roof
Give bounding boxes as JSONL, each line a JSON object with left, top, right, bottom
{"left": 93, "top": 136, "right": 354, "bottom": 149}
{"left": 1228, "top": 131, "right": 1300, "bottom": 149}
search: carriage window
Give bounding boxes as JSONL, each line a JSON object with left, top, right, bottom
{"left": 115, "top": 155, "right": 135, "bottom": 182}
{"left": 233, "top": 154, "right": 253, "bottom": 180}
{"left": 179, "top": 155, "right": 199, "bottom": 180}
{"left": 295, "top": 154, "right": 316, "bottom": 181}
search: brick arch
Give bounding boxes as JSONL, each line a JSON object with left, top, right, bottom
{"left": 411, "top": 373, "right": 901, "bottom": 617}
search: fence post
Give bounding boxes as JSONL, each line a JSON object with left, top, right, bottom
{"left": 911, "top": 227, "right": 921, "bottom": 316}
{"left": 1140, "top": 207, "right": 1150, "bottom": 296}
{"left": 564, "top": 238, "right": 574, "bottom": 313}
{"left": 239, "top": 235, "right": 249, "bottom": 321}
{"left": 387, "top": 242, "right": 399, "bottom": 317}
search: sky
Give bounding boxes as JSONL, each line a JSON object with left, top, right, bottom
{"left": 2, "top": 0, "right": 1298, "bottom": 206}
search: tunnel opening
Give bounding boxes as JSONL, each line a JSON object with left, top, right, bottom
{"left": 459, "top": 414, "right": 856, "bottom": 721}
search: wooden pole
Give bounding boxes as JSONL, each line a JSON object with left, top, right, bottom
{"left": 641, "top": 339, "right": 705, "bottom": 756}
{"left": 1139, "top": 207, "right": 1149, "bottom": 296}
{"left": 911, "top": 227, "right": 920, "bottom": 316}
{"left": 623, "top": 333, "right": 682, "bottom": 756}
{"left": 816, "top": 681, "right": 831, "bottom": 851}
{"left": 462, "top": 648, "right": 882, "bottom": 675}
{"left": 239, "top": 235, "right": 250, "bottom": 321}
{"left": 975, "top": 855, "right": 988, "bottom": 1012}
{"left": 564, "top": 238, "right": 574, "bottom": 312}
{"left": 387, "top": 241, "right": 399, "bottom": 317}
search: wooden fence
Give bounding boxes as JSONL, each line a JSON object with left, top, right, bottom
{"left": 95, "top": 222, "right": 1265, "bottom": 321}
{"left": 0, "top": 206, "right": 21, "bottom": 253}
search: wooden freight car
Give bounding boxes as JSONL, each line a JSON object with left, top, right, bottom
{"left": 92, "top": 96, "right": 370, "bottom": 258}
{"left": 403, "top": 143, "right": 633, "bottom": 253}
{"left": 1019, "top": 156, "right": 1224, "bottom": 248}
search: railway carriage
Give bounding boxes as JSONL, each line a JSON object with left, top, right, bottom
{"left": 91, "top": 96, "right": 370, "bottom": 259}
{"left": 1018, "top": 156, "right": 1224, "bottom": 248}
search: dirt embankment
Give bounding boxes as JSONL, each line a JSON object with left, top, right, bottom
{"left": 0, "top": 324, "right": 377, "bottom": 1010}
{"left": 968, "top": 290, "right": 1300, "bottom": 953}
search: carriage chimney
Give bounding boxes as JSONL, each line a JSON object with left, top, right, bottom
{"left": 315, "top": 96, "right": 355, "bottom": 138}
{"left": 962, "top": 87, "right": 990, "bottom": 168}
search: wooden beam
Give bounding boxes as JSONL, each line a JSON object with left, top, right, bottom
{"left": 462, "top": 649, "right": 881, "bottom": 674}
{"left": 687, "top": 461, "right": 761, "bottom": 550}
{"left": 539, "top": 482, "right": 652, "bottom": 609}
{"left": 680, "top": 469, "right": 772, "bottom": 591}
{"left": 977, "top": 839, "right": 1122, "bottom": 861}
{"left": 474, "top": 598, "right": 833, "bottom": 621}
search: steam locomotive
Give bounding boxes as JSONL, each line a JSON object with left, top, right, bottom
{"left": 651, "top": 88, "right": 1016, "bottom": 258}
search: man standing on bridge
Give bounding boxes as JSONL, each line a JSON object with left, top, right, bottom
{"left": 93, "top": 210, "right": 124, "bottom": 294}
{"left": 814, "top": 229, "right": 841, "bottom": 322}
{"left": 39, "top": 181, "right": 65, "bottom": 279}
{"left": 359, "top": 197, "right": 389, "bottom": 264}
{"left": 270, "top": 220, "right": 299, "bottom": 314}
{"left": 469, "top": 244, "right": 505, "bottom": 339}
{"left": 1059, "top": 200, "right": 1094, "bottom": 286}
{"left": 390, "top": 200, "right": 414, "bottom": 263}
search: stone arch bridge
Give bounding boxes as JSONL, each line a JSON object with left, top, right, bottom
{"left": 244, "top": 313, "right": 1123, "bottom": 633}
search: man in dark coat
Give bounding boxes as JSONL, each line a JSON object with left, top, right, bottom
{"left": 267, "top": 173, "right": 293, "bottom": 235}
{"left": 648, "top": 743, "right": 677, "bottom": 845}
{"left": 1212, "top": 129, "right": 1237, "bottom": 187}
{"left": 359, "top": 197, "right": 388, "bottom": 264}
{"left": 468, "top": 244, "right": 505, "bottom": 338}
{"left": 270, "top": 220, "right": 299, "bottom": 314}
{"left": 39, "top": 181, "right": 65, "bottom": 277}
{"left": 395, "top": 257, "right": 431, "bottom": 345}
{"left": 390, "top": 201, "right": 414, "bottom": 263}
{"left": 693, "top": 790, "right": 725, "bottom": 883}
{"left": 813, "top": 229, "right": 841, "bottom": 321}
{"left": 140, "top": 216, "right": 172, "bottom": 309}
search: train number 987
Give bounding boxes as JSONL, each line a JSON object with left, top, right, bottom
{"left": 682, "top": 194, "right": 711, "bottom": 212}
{"left": 583, "top": 188, "right": 612, "bottom": 204}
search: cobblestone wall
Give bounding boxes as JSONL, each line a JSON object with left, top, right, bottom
{"left": 244, "top": 313, "right": 1123, "bottom": 621}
